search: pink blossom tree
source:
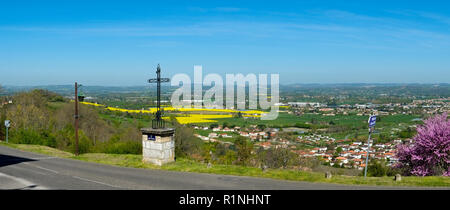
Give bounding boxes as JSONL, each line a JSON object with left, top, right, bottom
{"left": 395, "top": 113, "right": 450, "bottom": 176}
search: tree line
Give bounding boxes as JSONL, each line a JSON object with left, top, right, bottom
{"left": 0, "top": 89, "right": 142, "bottom": 154}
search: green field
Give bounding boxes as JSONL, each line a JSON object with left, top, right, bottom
{"left": 191, "top": 113, "right": 421, "bottom": 142}
{"left": 208, "top": 113, "right": 420, "bottom": 128}
{"left": 96, "top": 109, "right": 422, "bottom": 144}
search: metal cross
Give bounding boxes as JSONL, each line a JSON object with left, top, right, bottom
{"left": 148, "top": 64, "right": 170, "bottom": 128}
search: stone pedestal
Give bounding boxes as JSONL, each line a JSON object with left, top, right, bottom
{"left": 141, "top": 127, "right": 175, "bottom": 166}
{"left": 394, "top": 174, "right": 402, "bottom": 182}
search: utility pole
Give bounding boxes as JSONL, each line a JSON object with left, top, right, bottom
{"left": 74, "top": 82, "right": 79, "bottom": 156}
{"left": 364, "top": 115, "right": 377, "bottom": 178}
{"left": 363, "top": 128, "right": 373, "bottom": 177}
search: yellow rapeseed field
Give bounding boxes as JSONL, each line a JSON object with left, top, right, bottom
{"left": 80, "top": 102, "right": 265, "bottom": 124}
{"left": 163, "top": 114, "right": 234, "bottom": 124}
{"left": 80, "top": 102, "right": 104, "bottom": 107}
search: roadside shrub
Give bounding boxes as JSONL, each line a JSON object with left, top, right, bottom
{"left": 364, "top": 160, "right": 389, "bottom": 177}
{"left": 223, "top": 150, "right": 237, "bottom": 165}
{"left": 386, "top": 166, "right": 402, "bottom": 177}
{"left": 174, "top": 124, "right": 203, "bottom": 158}
{"left": 10, "top": 129, "right": 56, "bottom": 147}
{"left": 234, "top": 136, "right": 253, "bottom": 166}
{"left": 101, "top": 140, "right": 142, "bottom": 154}
{"left": 67, "top": 131, "right": 92, "bottom": 154}
{"left": 260, "top": 147, "right": 295, "bottom": 169}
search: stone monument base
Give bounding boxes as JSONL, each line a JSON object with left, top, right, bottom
{"left": 141, "top": 127, "right": 175, "bottom": 166}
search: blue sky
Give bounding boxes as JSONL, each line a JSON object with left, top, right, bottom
{"left": 1, "top": 0, "right": 450, "bottom": 86}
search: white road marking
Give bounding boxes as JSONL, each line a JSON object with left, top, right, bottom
{"left": 8, "top": 164, "right": 49, "bottom": 176}
{"left": 5, "top": 161, "right": 121, "bottom": 189}
{"left": 32, "top": 157, "right": 57, "bottom": 160}
{"left": 0, "top": 172, "right": 48, "bottom": 190}
{"left": 23, "top": 162, "right": 59, "bottom": 174}
{"left": 71, "top": 176, "right": 122, "bottom": 189}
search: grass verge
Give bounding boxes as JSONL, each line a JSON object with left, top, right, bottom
{"left": 1, "top": 142, "right": 449, "bottom": 188}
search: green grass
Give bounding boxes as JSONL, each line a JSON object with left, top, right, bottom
{"left": 204, "top": 112, "right": 420, "bottom": 131}
{"left": 1, "top": 142, "right": 449, "bottom": 188}
{"left": 0, "top": 142, "right": 74, "bottom": 158}
{"left": 212, "top": 112, "right": 310, "bottom": 127}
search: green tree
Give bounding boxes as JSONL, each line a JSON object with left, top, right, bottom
{"left": 214, "top": 143, "right": 227, "bottom": 157}
{"left": 257, "top": 124, "right": 266, "bottom": 130}
{"left": 234, "top": 136, "right": 253, "bottom": 165}
{"left": 398, "top": 127, "right": 416, "bottom": 139}
{"left": 327, "top": 99, "right": 337, "bottom": 107}
{"left": 365, "top": 160, "right": 388, "bottom": 177}
{"left": 209, "top": 123, "right": 219, "bottom": 129}
{"left": 174, "top": 124, "right": 203, "bottom": 158}
{"left": 333, "top": 160, "right": 342, "bottom": 168}
{"left": 262, "top": 147, "right": 294, "bottom": 169}
{"left": 222, "top": 122, "right": 229, "bottom": 128}
{"left": 223, "top": 150, "right": 236, "bottom": 165}
{"left": 68, "top": 130, "right": 92, "bottom": 154}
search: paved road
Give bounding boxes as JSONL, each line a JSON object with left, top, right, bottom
{"left": 0, "top": 145, "right": 447, "bottom": 190}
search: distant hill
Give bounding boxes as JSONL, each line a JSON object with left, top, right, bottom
{"left": 2, "top": 83, "right": 449, "bottom": 99}
{"left": 280, "top": 83, "right": 450, "bottom": 98}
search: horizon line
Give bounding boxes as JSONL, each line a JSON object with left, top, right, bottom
{"left": 3, "top": 82, "right": 450, "bottom": 88}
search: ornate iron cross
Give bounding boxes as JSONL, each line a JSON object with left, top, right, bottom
{"left": 148, "top": 64, "right": 170, "bottom": 128}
